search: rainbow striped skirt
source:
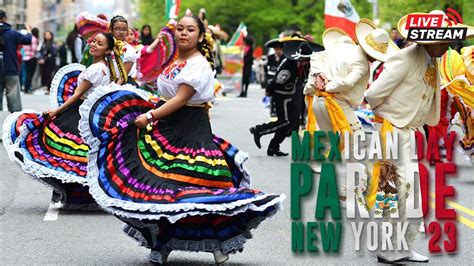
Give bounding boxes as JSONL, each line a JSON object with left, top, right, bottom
{"left": 79, "top": 85, "right": 285, "bottom": 256}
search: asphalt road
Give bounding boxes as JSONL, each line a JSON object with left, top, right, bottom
{"left": 1, "top": 85, "right": 473, "bottom": 265}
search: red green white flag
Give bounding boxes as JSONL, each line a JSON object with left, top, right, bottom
{"left": 166, "top": 0, "right": 181, "bottom": 19}
{"left": 227, "top": 22, "right": 247, "bottom": 47}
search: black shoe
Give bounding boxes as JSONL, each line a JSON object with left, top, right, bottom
{"left": 377, "top": 255, "right": 408, "bottom": 265}
{"left": 249, "top": 127, "right": 261, "bottom": 149}
{"left": 267, "top": 149, "right": 289, "bottom": 157}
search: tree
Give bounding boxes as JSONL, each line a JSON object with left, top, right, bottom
{"left": 137, "top": 0, "right": 473, "bottom": 46}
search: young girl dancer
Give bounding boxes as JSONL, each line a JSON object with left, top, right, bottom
{"left": 80, "top": 16, "right": 284, "bottom": 264}
{"left": 2, "top": 33, "right": 115, "bottom": 209}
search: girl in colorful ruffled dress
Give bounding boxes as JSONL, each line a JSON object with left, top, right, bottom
{"left": 79, "top": 16, "right": 284, "bottom": 264}
{"left": 2, "top": 33, "right": 115, "bottom": 209}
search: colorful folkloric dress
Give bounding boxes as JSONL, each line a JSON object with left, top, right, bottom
{"left": 2, "top": 62, "right": 110, "bottom": 208}
{"left": 79, "top": 55, "right": 285, "bottom": 263}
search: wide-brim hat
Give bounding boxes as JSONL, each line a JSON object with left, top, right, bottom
{"left": 264, "top": 38, "right": 283, "bottom": 48}
{"left": 356, "top": 18, "right": 399, "bottom": 62}
{"left": 283, "top": 41, "right": 324, "bottom": 61}
{"left": 322, "top": 27, "right": 355, "bottom": 49}
{"left": 397, "top": 10, "right": 474, "bottom": 44}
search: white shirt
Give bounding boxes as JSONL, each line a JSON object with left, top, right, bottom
{"left": 157, "top": 55, "right": 215, "bottom": 104}
{"left": 78, "top": 62, "right": 110, "bottom": 98}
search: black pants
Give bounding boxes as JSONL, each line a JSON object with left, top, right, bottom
{"left": 255, "top": 94, "right": 295, "bottom": 151}
{"left": 24, "top": 58, "right": 37, "bottom": 93}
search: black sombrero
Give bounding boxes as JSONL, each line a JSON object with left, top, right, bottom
{"left": 283, "top": 41, "right": 324, "bottom": 61}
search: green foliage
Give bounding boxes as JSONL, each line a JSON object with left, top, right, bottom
{"left": 137, "top": 0, "right": 474, "bottom": 46}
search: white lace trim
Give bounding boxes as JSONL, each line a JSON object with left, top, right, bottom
{"left": 2, "top": 110, "right": 38, "bottom": 161}
{"left": 234, "top": 150, "right": 251, "bottom": 188}
{"left": 49, "top": 63, "right": 86, "bottom": 108}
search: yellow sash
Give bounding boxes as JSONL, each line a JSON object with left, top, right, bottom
{"left": 365, "top": 115, "right": 393, "bottom": 209}
{"left": 305, "top": 91, "right": 352, "bottom": 150}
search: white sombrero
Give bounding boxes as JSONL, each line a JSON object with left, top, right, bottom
{"left": 356, "top": 18, "right": 399, "bottom": 62}
{"left": 322, "top": 27, "right": 355, "bottom": 49}
{"left": 397, "top": 10, "right": 474, "bottom": 44}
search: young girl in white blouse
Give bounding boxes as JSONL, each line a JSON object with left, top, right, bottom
{"left": 3, "top": 32, "right": 115, "bottom": 209}
{"left": 80, "top": 15, "right": 284, "bottom": 264}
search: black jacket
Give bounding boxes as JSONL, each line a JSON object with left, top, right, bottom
{"left": 267, "top": 58, "right": 297, "bottom": 96}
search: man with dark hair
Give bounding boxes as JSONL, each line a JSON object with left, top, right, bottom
{"left": 0, "top": 10, "right": 31, "bottom": 112}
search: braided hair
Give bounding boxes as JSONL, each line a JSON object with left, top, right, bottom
{"left": 98, "top": 33, "right": 116, "bottom": 82}
{"left": 189, "top": 15, "right": 215, "bottom": 70}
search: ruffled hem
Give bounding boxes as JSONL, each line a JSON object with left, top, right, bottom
{"left": 88, "top": 173, "right": 284, "bottom": 223}
{"left": 49, "top": 63, "right": 86, "bottom": 108}
{"left": 233, "top": 150, "right": 251, "bottom": 188}
{"left": 2, "top": 110, "right": 39, "bottom": 161}
{"left": 123, "top": 207, "right": 279, "bottom": 254}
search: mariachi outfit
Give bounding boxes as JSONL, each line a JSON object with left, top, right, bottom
{"left": 252, "top": 57, "right": 298, "bottom": 155}
{"left": 365, "top": 42, "right": 440, "bottom": 262}
{"left": 79, "top": 55, "right": 284, "bottom": 263}
{"left": 251, "top": 40, "right": 322, "bottom": 156}
{"left": 2, "top": 63, "right": 110, "bottom": 208}
{"left": 304, "top": 38, "right": 369, "bottom": 137}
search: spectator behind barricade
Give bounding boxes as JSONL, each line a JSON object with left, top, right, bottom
{"left": 37, "top": 30, "right": 57, "bottom": 94}
{"left": 0, "top": 9, "right": 32, "bottom": 112}
{"left": 140, "top": 24, "right": 153, "bottom": 45}
{"left": 66, "top": 25, "right": 84, "bottom": 63}
{"left": 22, "top": 27, "right": 38, "bottom": 94}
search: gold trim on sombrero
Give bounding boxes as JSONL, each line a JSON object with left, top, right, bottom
{"left": 365, "top": 33, "right": 388, "bottom": 53}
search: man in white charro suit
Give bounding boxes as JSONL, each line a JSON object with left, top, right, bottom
{"left": 363, "top": 10, "right": 471, "bottom": 263}
{"left": 304, "top": 19, "right": 398, "bottom": 199}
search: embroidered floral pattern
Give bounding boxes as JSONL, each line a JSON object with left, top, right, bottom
{"left": 162, "top": 61, "right": 187, "bottom": 80}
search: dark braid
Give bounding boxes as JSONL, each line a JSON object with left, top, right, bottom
{"left": 98, "top": 32, "right": 116, "bottom": 82}
{"left": 189, "top": 15, "right": 215, "bottom": 70}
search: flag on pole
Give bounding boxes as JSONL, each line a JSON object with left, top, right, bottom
{"left": 227, "top": 22, "right": 247, "bottom": 47}
{"left": 324, "top": 0, "right": 360, "bottom": 40}
{"left": 165, "top": 0, "right": 181, "bottom": 19}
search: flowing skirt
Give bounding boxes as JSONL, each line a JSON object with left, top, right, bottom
{"left": 79, "top": 85, "right": 285, "bottom": 256}
{"left": 2, "top": 64, "right": 96, "bottom": 207}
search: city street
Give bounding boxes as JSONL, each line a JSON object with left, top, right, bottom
{"left": 1, "top": 85, "right": 473, "bottom": 265}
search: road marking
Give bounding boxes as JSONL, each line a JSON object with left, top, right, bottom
{"left": 43, "top": 202, "right": 61, "bottom": 221}
{"left": 428, "top": 200, "right": 474, "bottom": 229}
{"left": 429, "top": 192, "right": 474, "bottom": 217}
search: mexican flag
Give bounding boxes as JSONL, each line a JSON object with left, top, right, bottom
{"left": 165, "top": 0, "right": 181, "bottom": 19}
{"left": 227, "top": 22, "right": 247, "bottom": 47}
{"left": 324, "top": 0, "right": 360, "bottom": 40}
